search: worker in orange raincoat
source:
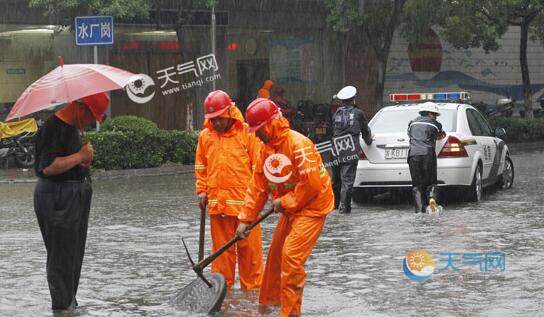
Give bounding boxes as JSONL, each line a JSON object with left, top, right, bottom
{"left": 236, "top": 98, "right": 334, "bottom": 317}
{"left": 257, "top": 79, "right": 274, "bottom": 99}
{"left": 195, "top": 90, "right": 263, "bottom": 289}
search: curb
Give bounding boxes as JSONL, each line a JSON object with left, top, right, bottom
{"left": 0, "top": 164, "right": 194, "bottom": 184}
{"left": 507, "top": 141, "right": 544, "bottom": 154}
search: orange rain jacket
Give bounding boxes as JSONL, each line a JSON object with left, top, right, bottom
{"left": 238, "top": 116, "right": 334, "bottom": 222}
{"left": 239, "top": 117, "right": 334, "bottom": 316}
{"left": 195, "top": 105, "right": 262, "bottom": 216}
{"left": 257, "top": 80, "right": 274, "bottom": 99}
{"left": 195, "top": 104, "right": 264, "bottom": 289}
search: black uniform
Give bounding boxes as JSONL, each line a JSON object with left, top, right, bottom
{"left": 33, "top": 115, "right": 92, "bottom": 310}
{"left": 332, "top": 102, "right": 372, "bottom": 213}
{"left": 407, "top": 115, "right": 443, "bottom": 213}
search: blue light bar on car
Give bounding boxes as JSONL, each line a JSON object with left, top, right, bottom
{"left": 388, "top": 91, "right": 470, "bottom": 102}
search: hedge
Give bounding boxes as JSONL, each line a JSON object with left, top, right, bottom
{"left": 487, "top": 117, "right": 544, "bottom": 143}
{"left": 87, "top": 116, "right": 198, "bottom": 170}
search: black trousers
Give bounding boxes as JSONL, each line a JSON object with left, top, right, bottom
{"left": 408, "top": 154, "right": 437, "bottom": 188}
{"left": 332, "top": 160, "right": 358, "bottom": 212}
{"left": 408, "top": 154, "right": 438, "bottom": 211}
{"left": 34, "top": 178, "right": 92, "bottom": 310}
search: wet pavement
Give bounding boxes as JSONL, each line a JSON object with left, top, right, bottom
{"left": 1, "top": 149, "right": 543, "bottom": 316}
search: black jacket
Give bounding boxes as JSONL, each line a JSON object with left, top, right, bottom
{"left": 332, "top": 103, "right": 372, "bottom": 145}
{"left": 407, "top": 116, "right": 443, "bottom": 157}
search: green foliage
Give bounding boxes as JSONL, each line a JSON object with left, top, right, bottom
{"left": 324, "top": 0, "right": 439, "bottom": 46}
{"left": 29, "top": 0, "right": 151, "bottom": 26}
{"left": 87, "top": 116, "right": 197, "bottom": 170}
{"left": 160, "top": 130, "right": 198, "bottom": 164}
{"left": 324, "top": 0, "right": 362, "bottom": 33}
{"left": 101, "top": 115, "right": 159, "bottom": 134}
{"left": 488, "top": 117, "right": 544, "bottom": 143}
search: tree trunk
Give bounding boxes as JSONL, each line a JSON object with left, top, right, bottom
{"left": 374, "top": 58, "right": 387, "bottom": 113}
{"left": 520, "top": 20, "right": 534, "bottom": 120}
{"left": 154, "top": 0, "right": 161, "bottom": 30}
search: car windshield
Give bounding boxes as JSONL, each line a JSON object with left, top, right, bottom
{"left": 370, "top": 108, "right": 457, "bottom": 133}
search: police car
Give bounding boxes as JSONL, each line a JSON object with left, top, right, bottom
{"left": 353, "top": 92, "right": 514, "bottom": 202}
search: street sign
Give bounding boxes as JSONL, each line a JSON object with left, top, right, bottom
{"left": 75, "top": 16, "right": 114, "bottom": 46}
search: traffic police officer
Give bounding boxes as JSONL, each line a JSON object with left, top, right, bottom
{"left": 407, "top": 102, "right": 446, "bottom": 213}
{"left": 332, "top": 86, "right": 372, "bottom": 214}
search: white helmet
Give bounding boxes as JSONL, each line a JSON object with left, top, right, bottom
{"left": 418, "top": 102, "right": 440, "bottom": 116}
{"left": 336, "top": 86, "right": 357, "bottom": 100}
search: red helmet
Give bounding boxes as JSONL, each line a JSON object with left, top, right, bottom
{"left": 80, "top": 92, "right": 110, "bottom": 121}
{"left": 204, "top": 90, "right": 233, "bottom": 119}
{"left": 245, "top": 98, "right": 280, "bottom": 132}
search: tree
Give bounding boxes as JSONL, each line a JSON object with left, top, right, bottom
{"left": 324, "top": 0, "right": 441, "bottom": 112}
{"left": 440, "top": 0, "right": 544, "bottom": 120}
{"left": 29, "top": 0, "right": 151, "bottom": 26}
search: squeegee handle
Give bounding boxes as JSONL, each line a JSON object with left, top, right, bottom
{"left": 195, "top": 206, "right": 275, "bottom": 271}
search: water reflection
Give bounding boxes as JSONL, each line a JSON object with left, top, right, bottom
{"left": 1, "top": 150, "right": 543, "bottom": 316}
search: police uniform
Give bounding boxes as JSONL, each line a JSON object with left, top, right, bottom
{"left": 407, "top": 104, "right": 444, "bottom": 213}
{"left": 332, "top": 86, "right": 372, "bottom": 214}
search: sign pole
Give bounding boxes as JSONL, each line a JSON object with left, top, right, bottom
{"left": 211, "top": 4, "right": 216, "bottom": 91}
{"left": 93, "top": 45, "right": 100, "bottom": 130}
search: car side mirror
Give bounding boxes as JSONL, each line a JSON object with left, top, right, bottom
{"left": 494, "top": 127, "right": 506, "bottom": 139}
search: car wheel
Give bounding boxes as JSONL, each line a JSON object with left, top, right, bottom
{"left": 15, "top": 144, "right": 35, "bottom": 168}
{"left": 353, "top": 188, "right": 373, "bottom": 204}
{"left": 466, "top": 164, "right": 483, "bottom": 202}
{"left": 497, "top": 156, "right": 514, "bottom": 189}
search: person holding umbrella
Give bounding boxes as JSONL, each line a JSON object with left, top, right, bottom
{"left": 33, "top": 92, "right": 109, "bottom": 311}
{"left": 6, "top": 56, "right": 137, "bottom": 311}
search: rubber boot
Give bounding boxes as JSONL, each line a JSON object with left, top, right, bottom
{"left": 427, "top": 185, "right": 439, "bottom": 203}
{"left": 339, "top": 191, "right": 352, "bottom": 214}
{"left": 412, "top": 187, "right": 425, "bottom": 213}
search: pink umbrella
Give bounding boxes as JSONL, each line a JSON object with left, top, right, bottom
{"left": 6, "top": 56, "right": 137, "bottom": 121}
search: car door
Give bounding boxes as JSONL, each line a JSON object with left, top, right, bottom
{"left": 466, "top": 109, "right": 495, "bottom": 180}
{"left": 473, "top": 110, "right": 504, "bottom": 181}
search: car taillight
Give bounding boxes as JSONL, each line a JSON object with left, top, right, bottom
{"left": 359, "top": 150, "right": 367, "bottom": 160}
{"left": 438, "top": 136, "right": 468, "bottom": 158}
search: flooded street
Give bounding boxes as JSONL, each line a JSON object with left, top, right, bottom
{"left": 1, "top": 149, "right": 543, "bottom": 317}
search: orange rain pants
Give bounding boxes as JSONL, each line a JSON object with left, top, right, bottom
{"left": 259, "top": 214, "right": 325, "bottom": 317}
{"left": 239, "top": 117, "right": 334, "bottom": 316}
{"left": 195, "top": 104, "right": 264, "bottom": 289}
{"left": 210, "top": 214, "right": 263, "bottom": 289}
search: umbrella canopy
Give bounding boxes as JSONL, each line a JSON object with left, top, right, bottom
{"left": 6, "top": 57, "right": 137, "bottom": 121}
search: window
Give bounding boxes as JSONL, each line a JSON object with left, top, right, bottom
{"left": 466, "top": 109, "right": 485, "bottom": 136}
{"left": 371, "top": 108, "right": 456, "bottom": 133}
{"left": 473, "top": 110, "right": 493, "bottom": 136}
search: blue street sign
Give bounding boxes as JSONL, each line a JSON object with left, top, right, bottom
{"left": 75, "top": 16, "right": 114, "bottom": 46}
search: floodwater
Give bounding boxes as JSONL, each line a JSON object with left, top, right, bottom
{"left": 1, "top": 150, "right": 543, "bottom": 317}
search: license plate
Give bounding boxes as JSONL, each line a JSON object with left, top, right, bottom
{"left": 385, "top": 148, "right": 408, "bottom": 159}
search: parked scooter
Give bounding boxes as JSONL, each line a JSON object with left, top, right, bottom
{"left": 0, "top": 118, "right": 38, "bottom": 168}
